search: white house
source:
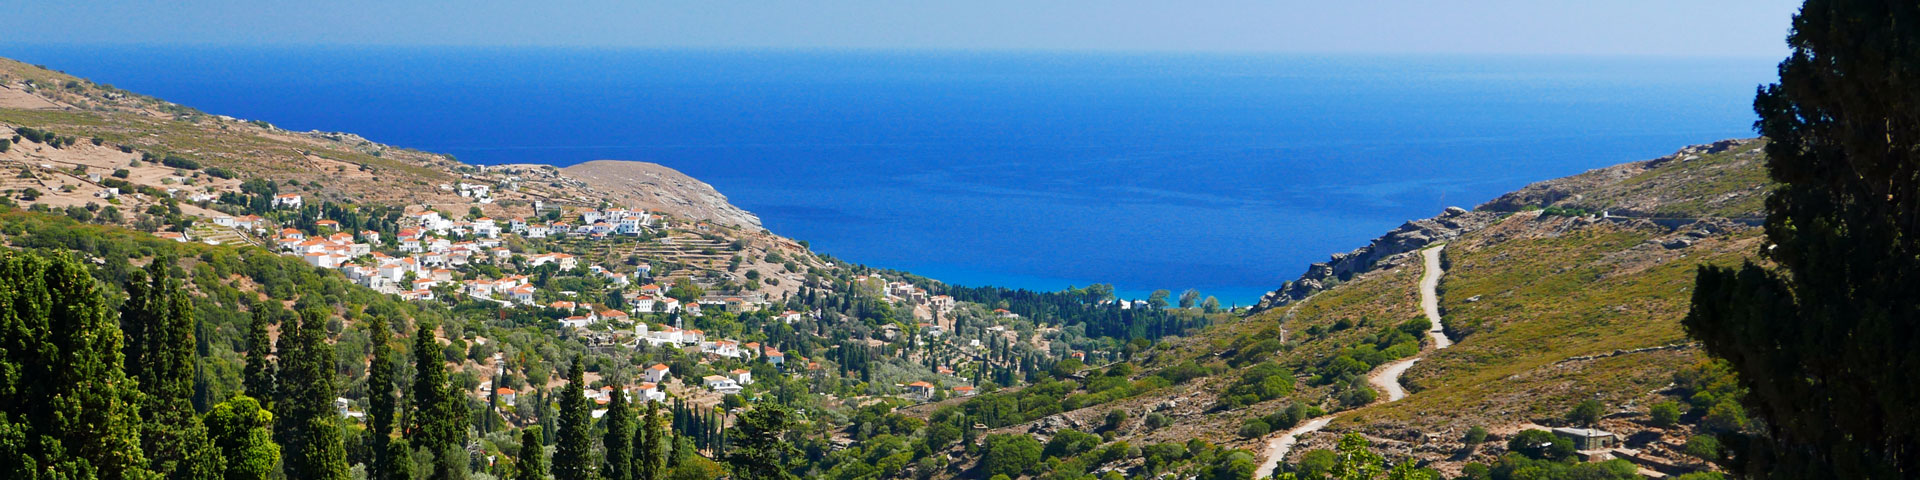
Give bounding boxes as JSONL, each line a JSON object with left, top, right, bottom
{"left": 702, "top": 375, "right": 742, "bottom": 394}
{"left": 732, "top": 369, "right": 752, "bottom": 385}
{"left": 272, "top": 194, "right": 303, "bottom": 209}
{"left": 645, "top": 364, "right": 671, "bottom": 383}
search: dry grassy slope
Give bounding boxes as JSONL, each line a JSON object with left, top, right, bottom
{"left": 1480, "top": 138, "right": 1771, "bottom": 219}
{"left": 1290, "top": 213, "right": 1762, "bottom": 469}
{"left": 1098, "top": 140, "right": 1774, "bottom": 474}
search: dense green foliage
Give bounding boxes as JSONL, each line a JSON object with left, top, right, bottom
{"left": 123, "top": 260, "right": 217, "bottom": 478}
{"left": 725, "top": 402, "right": 803, "bottom": 480}
{"left": 1684, "top": 1, "right": 1920, "bottom": 477}
{"left": 552, "top": 357, "right": 594, "bottom": 480}
{"left": 277, "top": 307, "right": 349, "bottom": 480}
{"left": 0, "top": 250, "right": 152, "bottom": 479}
{"left": 203, "top": 395, "right": 279, "bottom": 480}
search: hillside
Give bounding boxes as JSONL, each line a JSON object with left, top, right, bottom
{"left": 558, "top": 160, "right": 763, "bottom": 229}
{"left": 906, "top": 140, "right": 1775, "bottom": 480}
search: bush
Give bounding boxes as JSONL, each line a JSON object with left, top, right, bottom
{"left": 1464, "top": 425, "right": 1489, "bottom": 445}
{"left": 1237, "top": 419, "right": 1270, "bottom": 438}
{"left": 0, "top": 139, "right": 9, "bottom": 153}
{"left": 1568, "top": 399, "right": 1604, "bottom": 426}
{"left": 1684, "top": 435, "right": 1722, "bottom": 461}
{"left": 112, "top": 169, "right": 130, "bottom": 179}
{"left": 1507, "top": 429, "right": 1575, "bottom": 461}
{"left": 1144, "top": 413, "right": 1171, "bottom": 430}
{"left": 161, "top": 155, "right": 201, "bottom": 170}
{"left": 203, "top": 166, "right": 236, "bottom": 179}
{"left": 1649, "top": 401, "right": 1682, "bottom": 428}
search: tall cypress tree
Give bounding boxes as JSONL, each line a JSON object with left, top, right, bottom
{"left": 551, "top": 356, "right": 594, "bottom": 480}
{"left": 122, "top": 260, "right": 216, "bottom": 479}
{"left": 408, "top": 322, "right": 467, "bottom": 480}
{"left": 512, "top": 427, "right": 545, "bottom": 480}
{"left": 601, "top": 376, "right": 634, "bottom": 480}
{"left": 1686, "top": 1, "right": 1920, "bottom": 477}
{"left": 634, "top": 401, "right": 667, "bottom": 480}
{"left": 242, "top": 303, "right": 275, "bottom": 409}
{"left": 278, "top": 307, "right": 349, "bottom": 480}
{"left": 0, "top": 251, "right": 153, "bottom": 479}
{"left": 367, "top": 317, "right": 399, "bottom": 480}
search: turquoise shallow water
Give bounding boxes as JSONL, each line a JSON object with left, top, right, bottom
{"left": 0, "top": 46, "right": 1776, "bottom": 303}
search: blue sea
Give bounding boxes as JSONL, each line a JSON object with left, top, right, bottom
{"left": 0, "top": 46, "right": 1777, "bottom": 304}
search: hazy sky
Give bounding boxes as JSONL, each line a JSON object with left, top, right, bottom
{"left": 16, "top": 1, "right": 1800, "bottom": 55}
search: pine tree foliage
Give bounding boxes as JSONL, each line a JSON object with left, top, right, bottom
{"left": 1686, "top": 1, "right": 1920, "bottom": 478}
{"left": 552, "top": 357, "right": 595, "bottom": 480}
{"left": 0, "top": 250, "right": 153, "bottom": 480}
{"left": 276, "top": 308, "right": 349, "bottom": 480}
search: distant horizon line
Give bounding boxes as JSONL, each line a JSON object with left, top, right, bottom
{"left": 0, "top": 41, "right": 1787, "bottom": 60}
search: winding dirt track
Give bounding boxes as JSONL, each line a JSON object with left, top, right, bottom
{"left": 1254, "top": 245, "right": 1451, "bottom": 478}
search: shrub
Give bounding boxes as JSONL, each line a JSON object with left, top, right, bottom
{"left": 1507, "top": 429, "right": 1575, "bottom": 461}
{"left": 203, "top": 167, "right": 236, "bottom": 179}
{"left": 1237, "top": 419, "right": 1270, "bottom": 438}
{"left": 1464, "top": 426, "right": 1490, "bottom": 445}
{"left": 161, "top": 155, "right": 201, "bottom": 170}
{"left": 1568, "top": 399, "right": 1604, "bottom": 426}
{"left": 112, "top": 169, "right": 130, "bottom": 179}
{"left": 1144, "top": 413, "right": 1171, "bottom": 430}
{"left": 1649, "top": 401, "right": 1682, "bottom": 428}
{"left": 0, "top": 139, "right": 9, "bottom": 153}
{"left": 1684, "top": 435, "right": 1722, "bottom": 461}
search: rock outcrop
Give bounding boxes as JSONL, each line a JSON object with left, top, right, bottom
{"left": 1250, "top": 206, "right": 1495, "bottom": 313}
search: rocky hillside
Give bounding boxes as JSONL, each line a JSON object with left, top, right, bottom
{"left": 1253, "top": 138, "right": 1770, "bottom": 313}
{"left": 935, "top": 140, "right": 1774, "bottom": 479}
{"left": 559, "top": 160, "right": 763, "bottom": 230}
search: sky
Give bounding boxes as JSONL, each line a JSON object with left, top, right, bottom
{"left": 12, "top": 1, "right": 1802, "bottom": 56}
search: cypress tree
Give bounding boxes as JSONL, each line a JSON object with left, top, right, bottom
{"left": 122, "top": 260, "right": 216, "bottom": 479}
{"left": 1687, "top": 1, "right": 1920, "bottom": 477}
{"left": 387, "top": 437, "right": 417, "bottom": 480}
{"left": 0, "top": 251, "right": 153, "bottom": 479}
{"left": 204, "top": 394, "right": 280, "bottom": 480}
{"left": 551, "top": 356, "right": 594, "bottom": 480}
{"left": 367, "top": 316, "right": 399, "bottom": 480}
{"left": 512, "top": 427, "right": 545, "bottom": 480}
{"left": 724, "top": 402, "right": 801, "bottom": 480}
{"left": 634, "top": 401, "right": 667, "bottom": 480}
{"left": 408, "top": 322, "right": 467, "bottom": 480}
{"left": 242, "top": 304, "right": 275, "bottom": 411}
{"left": 278, "top": 307, "right": 349, "bottom": 480}
{"left": 601, "top": 376, "right": 633, "bottom": 480}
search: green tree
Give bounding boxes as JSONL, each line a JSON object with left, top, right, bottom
{"left": 1147, "top": 289, "right": 1171, "bottom": 309}
{"left": 635, "top": 401, "right": 667, "bottom": 480}
{"left": 367, "top": 317, "right": 399, "bottom": 480}
{"left": 980, "top": 434, "right": 1041, "bottom": 479}
{"left": 1506, "top": 429, "right": 1573, "bottom": 461}
{"left": 1649, "top": 401, "right": 1682, "bottom": 429}
{"left": 513, "top": 427, "right": 545, "bottom": 480}
{"left": 408, "top": 322, "right": 466, "bottom": 479}
{"left": 242, "top": 304, "right": 275, "bottom": 404}
{"left": 1567, "top": 399, "right": 1604, "bottom": 427}
{"left": 204, "top": 395, "right": 280, "bottom": 480}
{"left": 0, "top": 251, "right": 153, "bottom": 480}
{"left": 276, "top": 308, "right": 349, "bottom": 480}
{"left": 1330, "top": 434, "right": 1384, "bottom": 480}
{"left": 122, "top": 260, "right": 216, "bottom": 479}
{"left": 602, "top": 377, "right": 634, "bottom": 480}
{"left": 724, "top": 401, "right": 801, "bottom": 480}
{"left": 1683, "top": 1, "right": 1920, "bottom": 477}
{"left": 552, "top": 357, "right": 594, "bottom": 480}
{"left": 387, "top": 437, "right": 417, "bottom": 480}
{"left": 1178, "top": 289, "right": 1200, "bottom": 309}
